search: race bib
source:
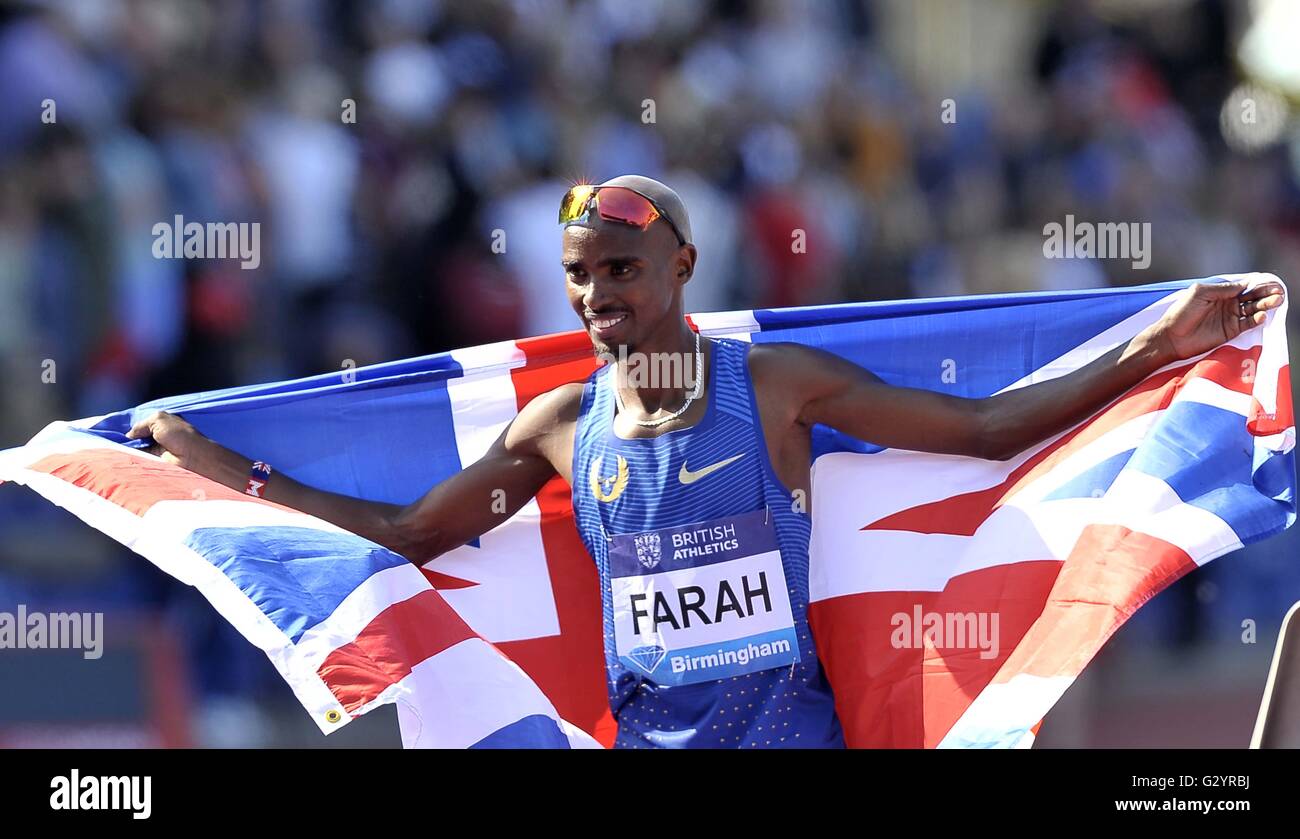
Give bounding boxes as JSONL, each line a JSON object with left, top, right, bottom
{"left": 608, "top": 508, "right": 800, "bottom": 686}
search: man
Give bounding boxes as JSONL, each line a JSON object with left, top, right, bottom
{"left": 130, "top": 174, "right": 1285, "bottom": 748}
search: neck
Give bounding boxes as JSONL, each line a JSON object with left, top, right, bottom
{"left": 613, "top": 321, "right": 703, "bottom": 415}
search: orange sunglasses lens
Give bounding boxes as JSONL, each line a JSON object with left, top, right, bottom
{"left": 558, "top": 185, "right": 661, "bottom": 229}
{"left": 590, "top": 186, "right": 660, "bottom": 228}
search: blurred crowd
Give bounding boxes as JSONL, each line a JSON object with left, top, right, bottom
{"left": 1, "top": 0, "right": 1298, "bottom": 743}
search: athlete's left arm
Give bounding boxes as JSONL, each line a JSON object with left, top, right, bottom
{"left": 763, "top": 279, "right": 1285, "bottom": 461}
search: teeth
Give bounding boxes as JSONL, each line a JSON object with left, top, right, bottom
{"left": 591, "top": 313, "right": 627, "bottom": 329}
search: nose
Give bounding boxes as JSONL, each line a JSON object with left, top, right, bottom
{"left": 582, "top": 276, "right": 613, "bottom": 312}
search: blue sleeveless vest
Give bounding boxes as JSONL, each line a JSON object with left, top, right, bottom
{"left": 571, "top": 337, "right": 844, "bottom": 748}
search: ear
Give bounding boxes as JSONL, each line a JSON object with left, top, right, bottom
{"left": 675, "top": 244, "right": 698, "bottom": 286}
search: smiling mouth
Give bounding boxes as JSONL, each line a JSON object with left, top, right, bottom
{"left": 588, "top": 312, "right": 629, "bottom": 331}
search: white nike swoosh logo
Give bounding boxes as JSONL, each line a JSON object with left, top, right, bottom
{"left": 678, "top": 453, "right": 745, "bottom": 485}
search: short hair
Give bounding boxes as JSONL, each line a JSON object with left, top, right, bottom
{"left": 597, "top": 174, "right": 693, "bottom": 245}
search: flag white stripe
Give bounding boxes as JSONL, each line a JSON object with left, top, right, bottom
{"left": 996, "top": 291, "right": 1180, "bottom": 393}
{"left": 938, "top": 674, "right": 1075, "bottom": 748}
{"left": 1, "top": 431, "right": 593, "bottom": 742}
{"left": 393, "top": 638, "right": 600, "bottom": 748}
{"left": 810, "top": 415, "right": 1244, "bottom": 598}
{"left": 141, "top": 498, "right": 356, "bottom": 538}
{"left": 438, "top": 349, "right": 561, "bottom": 643}
{"left": 287, "top": 564, "right": 433, "bottom": 677}
{"left": 0, "top": 441, "right": 351, "bottom": 730}
{"left": 690, "top": 309, "right": 759, "bottom": 341}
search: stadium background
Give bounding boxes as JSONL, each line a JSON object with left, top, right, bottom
{"left": 1, "top": 0, "right": 1298, "bottom": 747}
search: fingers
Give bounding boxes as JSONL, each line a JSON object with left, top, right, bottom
{"left": 1196, "top": 278, "right": 1287, "bottom": 303}
{"left": 1228, "top": 280, "right": 1286, "bottom": 331}
{"left": 1238, "top": 292, "right": 1284, "bottom": 319}
{"left": 1246, "top": 294, "right": 1285, "bottom": 312}
{"left": 1199, "top": 279, "right": 1251, "bottom": 298}
{"left": 1232, "top": 279, "right": 1284, "bottom": 299}
{"left": 1233, "top": 310, "right": 1268, "bottom": 330}
{"left": 126, "top": 411, "right": 168, "bottom": 440}
{"left": 1253, "top": 293, "right": 1285, "bottom": 312}
{"left": 125, "top": 418, "right": 154, "bottom": 440}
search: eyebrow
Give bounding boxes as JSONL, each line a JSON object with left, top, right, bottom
{"left": 562, "top": 255, "right": 644, "bottom": 269}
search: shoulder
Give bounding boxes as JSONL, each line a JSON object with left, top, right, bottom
{"left": 507, "top": 381, "right": 586, "bottom": 451}
{"left": 743, "top": 340, "right": 837, "bottom": 382}
{"left": 516, "top": 381, "right": 586, "bottom": 430}
{"left": 488, "top": 381, "right": 585, "bottom": 480}
{"left": 744, "top": 340, "right": 885, "bottom": 405}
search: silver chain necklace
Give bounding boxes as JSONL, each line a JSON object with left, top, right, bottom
{"left": 614, "top": 331, "right": 704, "bottom": 428}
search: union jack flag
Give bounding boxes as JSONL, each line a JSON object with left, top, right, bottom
{"left": 0, "top": 274, "right": 1292, "bottom": 748}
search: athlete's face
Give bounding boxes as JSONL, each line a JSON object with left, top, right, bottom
{"left": 562, "top": 216, "right": 695, "bottom": 355}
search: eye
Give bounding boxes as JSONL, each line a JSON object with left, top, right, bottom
{"left": 609, "top": 262, "right": 632, "bottom": 278}
{"left": 565, "top": 265, "right": 586, "bottom": 281}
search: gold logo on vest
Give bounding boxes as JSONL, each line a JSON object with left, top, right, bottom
{"left": 590, "top": 454, "right": 630, "bottom": 502}
{"left": 678, "top": 453, "right": 745, "bottom": 485}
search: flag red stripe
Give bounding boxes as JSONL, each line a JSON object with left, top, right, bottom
{"left": 991, "top": 525, "right": 1196, "bottom": 682}
{"left": 810, "top": 560, "right": 1061, "bottom": 747}
{"left": 28, "top": 448, "right": 283, "bottom": 516}
{"left": 419, "top": 568, "right": 479, "bottom": 589}
{"left": 1248, "top": 363, "right": 1293, "bottom": 435}
{"left": 864, "top": 344, "right": 1262, "bottom": 536}
{"left": 502, "top": 335, "right": 616, "bottom": 746}
{"left": 811, "top": 523, "right": 1197, "bottom": 747}
{"left": 318, "top": 589, "right": 476, "bottom": 714}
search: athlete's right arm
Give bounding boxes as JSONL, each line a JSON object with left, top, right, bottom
{"left": 127, "top": 384, "right": 583, "bottom": 565}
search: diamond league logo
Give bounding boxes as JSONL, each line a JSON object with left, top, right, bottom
{"left": 627, "top": 640, "right": 667, "bottom": 674}
{"left": 634, "top": 532, "right": 661, "bottom": 569}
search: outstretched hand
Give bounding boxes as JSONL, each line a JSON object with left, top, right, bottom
{"left": 126, "top": 410, "right": 205, "bottom": 468}
{"left": 1149, "top": 278, "right": 1286, "bottom": 362}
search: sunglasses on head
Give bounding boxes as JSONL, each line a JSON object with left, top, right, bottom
{"left": 558, "top": 184, "right": 686, "bottom": 246}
